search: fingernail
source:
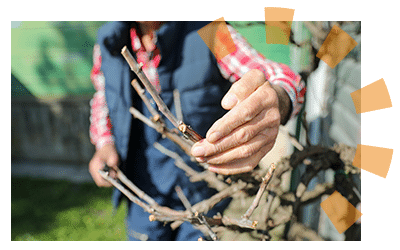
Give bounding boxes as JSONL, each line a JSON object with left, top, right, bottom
{"left": 207, "top": 131, "right": 221, "bottom": 143}
{"left": 221, "top": 93, "right": 238, "bottom": 109}
{"left": 195, "top": 157, "right": 207, "bottom": 163}
{"left": 192, "top": 146, "right": 205, "bottom": 157}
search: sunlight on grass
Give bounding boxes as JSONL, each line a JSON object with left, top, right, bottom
{"left": 11, "top": 177, "right": 127, "bottom": 241}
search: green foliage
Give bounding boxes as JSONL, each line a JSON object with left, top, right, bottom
{"left": 11, "top": 177, "right": 127, "bottom": 241}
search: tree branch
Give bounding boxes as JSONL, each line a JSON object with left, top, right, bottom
{"left": 242, "top": 164, "right": 276, "bottom": 220}
{"left": 121, "top": 46, "right": 180, "bottom": 129}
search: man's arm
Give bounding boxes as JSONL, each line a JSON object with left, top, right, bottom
{"left": 191, "top": 25, "right": 305, "bottom": 175}
{"left": 89, "top": 44, "right": 119, "bottom": 187}
{"left": 217, "top": 25, "right": 305, "bottom": 121}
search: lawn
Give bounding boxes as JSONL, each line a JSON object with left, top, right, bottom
{"left": 11, "top": 177, "right": 127, "bottom": 241}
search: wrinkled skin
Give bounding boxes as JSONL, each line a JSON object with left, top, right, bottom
{"left": 191, "top": 69, "right": 290, "bottom": 175}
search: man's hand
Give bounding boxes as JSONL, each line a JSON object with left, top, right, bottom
{"left": 89, "top": 143, "right": 120, "bottom": 187}
{"left": 191, "top": 69, "right": 291, "bottom": 175}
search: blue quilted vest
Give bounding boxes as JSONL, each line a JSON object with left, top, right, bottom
{"left": 98, "top": 21, "right": 231, "bottom": 207}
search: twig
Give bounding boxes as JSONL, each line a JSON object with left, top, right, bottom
{"left": 279, "top": 127, "right": 304, "bottom": 151}
{"left": 131, "top": 79, "right": 160, "bottom": 119}
{"left": 173, "top": 89, "right": 183, "bottom": 123}
{"left": 175, "top": 186, "right": 194, "bottom": 213}
{"left": 129, "top": 107, "right": 193, "bottom": 156}
{"left": 153, "top": 142, "right": 199, "bottom": 174}
{"left": 197, "top": 214, "right": 218, "bottom": 241}
{"left": 175, "top": 186, "right": 218, "bottom": 241}
{"left": 98, "top": 170, "right": 154, "bottom": 214}
{"left": 178, "top": 122, "right": 204, "bottom": 142}
{"left": 121, "top": 46, "right": 180, "bottom": 128}
{"left": 242, "top": 164, "right": 276, "bottom": 220}
{"left": 280, "top": 182, "right": 335, "bottom": 204}
{"left": 260, "top": 191, "right": 275, "bottom": 225}
{"left": 129, "top": 107, "right": 159, "bottom": 131}
{"left": 118, "top": 170, "right": 158, "bottom": 207}
{"left": 192, "top": 180, "right": 247, "bottom": 215}
{"left": 100, "top": 170, "right": 189, "bottom": 219}
{"left": 171, "top": 180, "right": 248, "bottom": 230}
{"left": 153, "top": 142, "right": 229, "bottom": 191}
{"left": 122, "top": 46, "right": 203, "bottom": 142}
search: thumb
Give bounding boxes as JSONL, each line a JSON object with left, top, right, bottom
{"left": 221, "top": 69, "right": 266, "bottom": 110}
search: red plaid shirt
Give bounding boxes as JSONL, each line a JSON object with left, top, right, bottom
{"left": 90, "top": 24, "right": 305, "bottom": 150}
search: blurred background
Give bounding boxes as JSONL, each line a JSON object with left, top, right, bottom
{"left": 11, "top": 21, "right": 361, "bottom": 241}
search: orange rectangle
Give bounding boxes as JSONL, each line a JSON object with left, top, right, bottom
{"left": 264, "top": 22, "right": 292, "bottom": 45}
{"left": 316, "top": 25, "right": 358, "bottom": 68}
{"left": 320, "top": 191, "right": 362, "bottom": 234}
{"left": 353, "top": 144, "right": 393, "bottom": 178}
{"left": 264, "top": 7, "right": 295, "bottom": 21}
{"left": 197, "top": 17, "right": 236, "bottom": 61}
{"left": 351, "top": 78, "right": 392, "bottom": 114}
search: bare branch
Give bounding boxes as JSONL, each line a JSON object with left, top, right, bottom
{"left": 280, "top": 182, "right": 335, "bottom": 204}
{"left": 153, "top": 142, "right": 228, "bottom": 191}
{"left": 98, "top": 170, "right": 154, "bottom": 214}
{"left": 171, "top": 180, "right": 248, "bottom": 230}
{"left": 173, "top": 89, "right": 184, "bottom": 123}
{"left": 192, "top": 180, "right": 247, "bottom": 215}
{"left": 260, "top": 192, "right": 275, "bottom": 225}
{"left": 129, "top": 107, "right": 159, "bottom": 131}
{"left": 118, "top": 170, "right": 158, "bottom": 207}
{"left": 175, "top": 186, "right": 218, "bottom": 240}
{"left": 175, "top": 186, "right": 194, "bottom": 213}
{"left": 242, "top": 164, "right": 276, "bottom": 220}
{"left": 131, "top": 79, "right": 160, "bottom": 119}
{"left": 122, "top": 46, "right": 204, "bottom": 143}
{"left": 178, "top": 122, "right": 204, "bottom": 142}
{"left": 121, "top": 46, "right": 180, "bottom": 128}
{"left": 129, "top": 107, "right": 194, "bottom": 156}
{"left": 279, "top": 127, "right": 304, "bottom": 151}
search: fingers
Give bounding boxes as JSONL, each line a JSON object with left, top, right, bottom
{"left": 88, "top": 143, "right": 120, "bottom": 187}
{"left": 196, "top": 127, "right": 278, "bottom": 165}
{"left": 193, "top": 69, "right": 281, "bottom": 176}
{"left": 89, "top": 156, "right": 113, "bottom": 187}
{"left": 207, "top": 142, "right": 275, "bottom": 175}
{"left": 206, "top": 81, "right": 279, "bottom": 143}
{"left": 192, "top": 109, "right": 279, "bottom": 158}
{"left": 221, "top": 69, "right": 266, "bottom": 110}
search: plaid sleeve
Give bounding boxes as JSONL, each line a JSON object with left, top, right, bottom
{"left": 217, "top": 25, "right": 306, "bottom": 118}
{"left": 89, "top": 44, "right": 115, "bottom": 150}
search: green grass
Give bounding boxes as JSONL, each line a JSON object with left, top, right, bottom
{"left": 11, "top": 177, "right": 127, "bottom": 241}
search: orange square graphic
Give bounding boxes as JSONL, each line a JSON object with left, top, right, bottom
{"left": 197, "top": 17, "right": 236, "bottom": 61}
{"left": 351, "top": 78, "right": 392, "bottom": 114}
{"left": 265, "top": 22, "right": 292, "bottom": 45}
{"left": 320, "top": 191, "right": 362, "bottom": 234}
{"left": 353, "top": 144, "right": 393, "bottom": 178}
{"left": 316, "top": 25, "right": 358, "bottom": 68}
{"left": 264, "top": 7, "right": 294, "bottom": 45}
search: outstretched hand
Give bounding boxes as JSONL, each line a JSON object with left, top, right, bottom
{"left": 191, "top": 69, "right": 291, "bottom": 175}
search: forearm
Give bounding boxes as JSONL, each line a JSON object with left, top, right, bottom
{"left": 89, "top": 44, "right": 115, "bottom": 150}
